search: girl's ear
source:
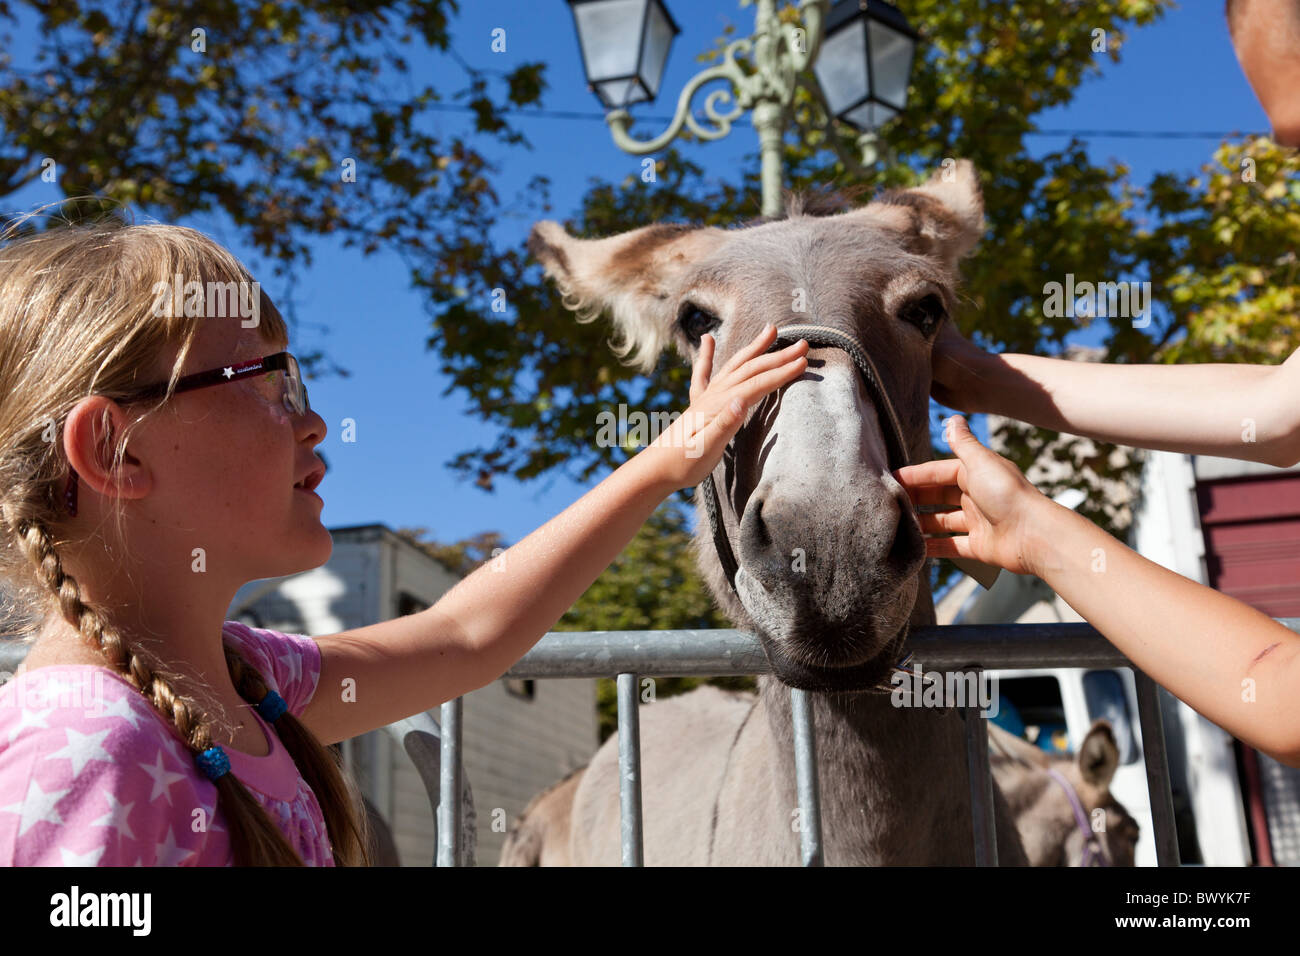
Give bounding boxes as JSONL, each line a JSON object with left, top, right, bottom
{"left": 63, "top": 397, "right": 153, "bottom": 504}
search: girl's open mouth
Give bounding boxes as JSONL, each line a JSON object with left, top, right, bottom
{"left": 293, "top": 462, "right": 325, "bottom": 493}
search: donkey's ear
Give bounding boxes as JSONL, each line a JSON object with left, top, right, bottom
{"left": 855, "top": 159, "right": 986, "bottom": 268}
{"left": 1077, "top": 720, "right": 1120, "bottom": 788}
{"left": 528, "top": 220, "right": 730, "bottom": 373}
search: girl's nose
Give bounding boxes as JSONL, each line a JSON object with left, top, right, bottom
{"left": 297, "top": 408, "right": 327, "bottom": 445}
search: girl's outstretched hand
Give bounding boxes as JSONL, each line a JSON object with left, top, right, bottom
{"left": 644, "top": 324, "right": 809, "bottom": 491}
{"left": 893, "top": 416, "right": 1052, "bottom": 577}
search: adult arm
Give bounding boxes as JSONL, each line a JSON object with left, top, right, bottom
{"left": 896, "top": 416, "right": 1300, "bottom": 768}
{"left": 932, "top": 324, "right": 1300, "bottom": 467}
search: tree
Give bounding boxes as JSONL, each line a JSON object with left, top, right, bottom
{"left": 393, "top": 526, "right": 509, "bottom": 579}
{"left": 19, "top": 1, "right": 1298, "bottom": 691}
{"left": 0, "top": 0, "right": 548, "bottom": 376}
{"left": 422, "top": 0, "right": 1300, "bottom": 549}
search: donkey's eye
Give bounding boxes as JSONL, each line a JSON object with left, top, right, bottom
{"left": 899, "top": 294, "right": 946, "bottom": 337}
{"left": 678, "top": 304, "right": 721, "bottom": 346}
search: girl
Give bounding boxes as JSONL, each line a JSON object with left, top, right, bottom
{"left": 0, "top": 220, "right": 809, "bottom": 865}
{"left": 893, "top": 322, "right": 1300, "bottom": 769}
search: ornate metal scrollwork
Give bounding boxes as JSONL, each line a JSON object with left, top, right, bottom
{"left": 607, "top": 0, "right": 831, "bottom": 155}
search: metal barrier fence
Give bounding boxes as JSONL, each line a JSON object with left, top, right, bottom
{"left": 7, "top": 619, "right": 1296, "bottom": 865}
{"left": 432, "top": 618, "right": 1300, "bottom": 867}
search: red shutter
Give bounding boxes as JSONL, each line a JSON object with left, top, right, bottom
{"left": 1197, "top": 473, "right": 1300, "bottom": 617}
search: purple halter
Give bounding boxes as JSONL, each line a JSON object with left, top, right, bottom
{"left": 1046, "top": 767, "right": 1107, "bottom": 867}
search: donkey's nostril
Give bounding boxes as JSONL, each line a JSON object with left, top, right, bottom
{"left": 887, "top": 494, "right": 925, "bottom": 572}
{"left": 748, "top": 498, "right": 771, "bottom": 551}
{"left": 738, "top": 496, "right": 781, "bottom": 589}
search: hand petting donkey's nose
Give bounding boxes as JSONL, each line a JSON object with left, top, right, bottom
{"left": 893, "top": 415, "right": 1053, "bottom": 578}
{"left": 647, "top": 324, "right": 808, "bottom": 491}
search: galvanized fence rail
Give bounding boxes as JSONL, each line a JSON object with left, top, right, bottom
{"left": 7, "top": 619, "right": 1296, "bottom": 866}
{"left": 430, "top": 618, "right": 1300, "bottom": 867}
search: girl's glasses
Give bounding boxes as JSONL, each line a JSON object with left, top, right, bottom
{"left": 116, "top": 351, "right": 310, "bottom": 416}
{"left": 62, "top": 351, "right": 310, "bottom": 516}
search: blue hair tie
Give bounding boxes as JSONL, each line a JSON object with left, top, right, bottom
{"left": 195, "top": 746, "right": 231, "bottom": 782}
{"left": 257, "top": 689, "right": 287, "bottom": 722}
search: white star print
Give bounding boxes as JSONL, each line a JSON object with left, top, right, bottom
{"left": 141, "top": 751, "right": 186, "bottom": 804}
{"left": 59, "top": 844, "right": 107, "bottom": 866}
{"left": 277, "top": 646, "right": 303, "bottom": 683}
{"left": 3, "top": 704, "right": 56, "bottom": 745}
{"left": 222, "top": 366, "right": 235, "bottom": 379}
{"left": 90, "top": 790, "right": 137, "bottom": 842}
{"left": 24, "top": 678, "right": 67, "bottom": 708}
{"left": 0, "top": 777, "right": 70, "bottom": 837}
{"left": 48, "top": 725, "right": 114, "bottom": 777}
{"left": 156, "top": 823, "right": 192, "bottom": 866}
{"left": 91, "top": 693, "right": 150, "bottom": 732}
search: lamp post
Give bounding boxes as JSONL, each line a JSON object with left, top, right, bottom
{"left": 566, "top": 0, "right": 921, "bottom": 218}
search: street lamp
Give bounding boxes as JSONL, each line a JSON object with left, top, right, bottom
{"left": 566, "top": 0, "right": 682, "bottom": 110}
{"left": 814, "top": 0, "right": 918, "bottom": 139}
{"left": 566, "top": 0, "right": 921, "bottom": 216}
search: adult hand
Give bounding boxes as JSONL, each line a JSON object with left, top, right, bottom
{"left": 643, "top": 325, "right": 808, "bottom": 491}
{"left": 893, "top": 416, "right": 1054, "bottom": 577}
{"left": 931, "top": 322, "right": 993, "bottom": 413}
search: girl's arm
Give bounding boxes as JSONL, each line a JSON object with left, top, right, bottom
{"left": 896, "top": 416, "right": 1300, "bottom": 768}
{"left": 933, "top": 324, "right": 1300, "bottom": 467}
{"left": 300, "top": 327, "right": 809, "bottom": 746}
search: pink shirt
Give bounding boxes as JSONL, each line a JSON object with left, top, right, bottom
{"left": 0, "top": 620, "right": 334, "bottom": 865}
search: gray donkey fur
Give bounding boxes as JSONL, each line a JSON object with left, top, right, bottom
{"left": 500, "top": 717, "right": 1140, "bottom": 866}
{"left": 507, "top": 160, "right": 1030, "bottom": 865}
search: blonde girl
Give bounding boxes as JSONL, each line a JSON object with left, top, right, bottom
{"left": 0, "top": 219, "right": 808, "bottom": 865}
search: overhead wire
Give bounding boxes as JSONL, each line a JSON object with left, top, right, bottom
{"left": 417, "top": 100, "right": 1257, "bottom": 141}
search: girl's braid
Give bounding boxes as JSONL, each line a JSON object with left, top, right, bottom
{"left": 5, "top": 500, "right": 308, "bottom": 864}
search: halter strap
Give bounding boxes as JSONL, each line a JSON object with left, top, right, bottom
{"left": 1046, "top": 767, "right": 1108, "bottom": 867}
{"left": 697, "top": 324, "right": 915, "bottom": 693}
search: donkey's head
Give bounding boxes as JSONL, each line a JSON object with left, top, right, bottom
{"left": 1057, "top": 721, "right": 1141, "bottom": 867}
{"left": 529, "top": 161, "right": 984, "bottom": 689}
{"left": 991, "top": 720, "right": 1141, "bottom": 867}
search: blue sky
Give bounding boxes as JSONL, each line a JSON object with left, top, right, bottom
{"left": 5, "top": 0, "right": 1272, "bottom": 551}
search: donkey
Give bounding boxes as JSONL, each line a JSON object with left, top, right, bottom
{"left": 499, "top": 718, "right": 1141, "bottom": 867}
{"left": 514, "top": 160, "right": 1030, "bottom": 865}
{"left": 499, "top": 765, "right": 585, "bottom": 867}
{"left": 989, "top": 720, "right": 1140, "bottom": 866}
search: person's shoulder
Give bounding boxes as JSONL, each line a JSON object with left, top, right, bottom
{"left": 220, "top": 620, "right": 321, "bottom": 717}
{"left": 0, "top": 665, "right": 170, "bottom": 749}
{"left": 0, "top": 667, "right": 219, "bottom": 865}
